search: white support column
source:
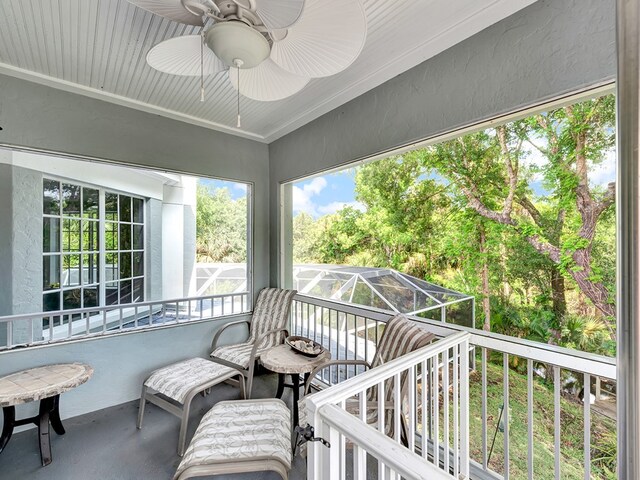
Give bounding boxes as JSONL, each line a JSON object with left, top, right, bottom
{"left": 616, "top": 1, "right": 640, "bottom": 478}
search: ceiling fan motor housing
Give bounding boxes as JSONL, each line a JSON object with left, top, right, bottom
{"left": 205, "top": 21, "right": 270, "bottom": 69}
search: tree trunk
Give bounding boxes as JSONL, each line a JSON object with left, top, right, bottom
{"left": 550, "top": 265, "right": 567, "bottom": 321}
{"left": 479, "top": 225, "right": 491, "bottom": 332}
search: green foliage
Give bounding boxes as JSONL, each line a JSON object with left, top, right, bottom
{"left": 195, "top": 184, "right": 247, "bottom": 263}
{"left": 292, "top": 94, "right": 617, "bottom": 356}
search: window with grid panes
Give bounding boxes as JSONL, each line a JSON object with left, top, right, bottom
{"left": 104, "top": 192, "right": 145, "bottom": 306}
{"left": 42, "top": 178, "right": 145, "bottom": 314}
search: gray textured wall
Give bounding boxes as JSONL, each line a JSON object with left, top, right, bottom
{"left": 183, "top": 205, "right": 197, "bottom": 296}
{"left": 0, "top": 315, "right": 251, "bottom": 426}
{"left": 0, "top": 163, "right": 12, "bottom": 318}
{"left": 268, "top": 0, "right": 616, "bottom": 284}
{"left": 147, "top": 198, "right": 163, "bottom": 301}
{"left": 0, "top": 74, "right": 270, "bottom": 294}
{"left": 10, "top": 166, "right": 43, "bottom": 343}
{"left": 11, "top": 166, "right": 42, "bottom": 315}
{"left": 0, "top": 73, "right": 268, "bottom": 420}
{"left": 0, "top": 163, "right": 12, "bottom": 345}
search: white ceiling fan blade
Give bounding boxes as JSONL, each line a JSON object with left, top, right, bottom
{"left": 254, "top": 0, "right": 305, "bottom": 30}
{"left": 147, "top": 35, "right": 225, "bottom": 75}
{"left": 270, "top": 0, "right": 366, "bottom": 78}
{"left": 127, "top": 0, "right": 204, "bottom": 26}
{"left": 228, "top": 59, "right": 309, "bottom": 101}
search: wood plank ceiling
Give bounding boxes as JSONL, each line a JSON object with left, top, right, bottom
{"left": 0, "top": 0, "right": 536, "bottom": 142}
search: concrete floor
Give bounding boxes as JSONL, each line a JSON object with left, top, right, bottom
{"left": 0, "top": 369, "right": 307, "bottom": 480}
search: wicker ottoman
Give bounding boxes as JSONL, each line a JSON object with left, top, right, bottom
{"left": 137, "top": 357, "right": 244, "bottom": 455}
{"left": 174, "top": 399, "right": 292, "bottom": 480}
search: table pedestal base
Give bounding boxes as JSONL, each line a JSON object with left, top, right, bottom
{"left": 0, "top": 395, "right": 65, "bottom": 466}
{"left": 275, "top": 373, "right": 311, "bottom": 427}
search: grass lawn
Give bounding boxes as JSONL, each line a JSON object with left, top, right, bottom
{"left": 467, "top": 360, "right": 616, "bottom": 479}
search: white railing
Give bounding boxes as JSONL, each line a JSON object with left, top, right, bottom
{"left": 292, "top": 293, "right": 617, "bottom": 480}
{"left": 305, "top": 332, "right": 471, "bottom": 480}
{"left": 0, "top": 291, "right": 249, "bottom": 350}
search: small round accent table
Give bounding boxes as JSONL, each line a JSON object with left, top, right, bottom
{"left": 260, "top": 344, "right": 330, "bottom": 426}
{"left": 0, "top": 363, "right": 93, "bottom": 466}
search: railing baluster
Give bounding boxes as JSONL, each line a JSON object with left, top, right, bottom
{"left": 134, "top": 306, "right": 139, "bottom": 328}
{"left": 328, "top": 424, "right": 340, "bottom": 480}
{"left": 432, "top": 353, "right": 439, "bottom": 466}
{"left": 394, "top": 372, "right": 401, "bottom": 443}
{"left": 460, "top": 341, "right": 470, "bottom": 479}
{"left": 421, "top": 359, "right": 428, "bottom": 460}
{"left": 345, "top": 313, "right": 349, "bottom": 366}
{"left": 453, "top": 345, "right": 459, "bottom": 477}
{"left": 482, "top": 347, "right": 488, "bottom": 470}
{"left": 528, "top": 359, "right": 534, "bottom": 480}
{"left": 554, "top": 366, "right": 561, "bottom": 480}
{"left": 378, "top": 379, "right": 386, "bottom": 478}
{"left": 354, "top": 390, "right": 367, "bottom": 479}
{"left": 102, "top": 310, "right": 107, "bottom": 334}
{"left": 364, "top": 318, "right": 369, "bottom": 364}
{"left": 408, "top": 364, "right": 416, "bottom": 452}
{"left": 584, "top": 372, "right": 591, "bottom": 480}
{"left": 339, "top": 399, "right": 346, "bottom": 480}
{"left": 443, "top": 348, "right": 450, "bottom": 472}
{"left": 503, "top": 353, "right": 510, "bottom": 480}
{"left": 6, "top": 321, "right": 13, "bottom": 348}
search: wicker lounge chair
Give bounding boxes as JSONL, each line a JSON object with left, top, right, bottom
{"left": 209, "top": 287, "right": 297, "bottom": 398}
{"left": 300, "top": 313, "right": 436, "bottom": 444}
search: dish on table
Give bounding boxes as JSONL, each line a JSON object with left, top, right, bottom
{"left": 285, "top": 336, "right": 325, "bottom": 357}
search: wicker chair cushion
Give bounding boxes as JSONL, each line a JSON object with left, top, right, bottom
{"left": 211, "top": 343, "right": 272, "bottom": 369}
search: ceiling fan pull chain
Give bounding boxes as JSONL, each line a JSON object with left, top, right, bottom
{"left": 234, "top": 59, "right": 244, "bottom": 128}
{"left": 200, "top": 30, "right": 205, "bottom": 102}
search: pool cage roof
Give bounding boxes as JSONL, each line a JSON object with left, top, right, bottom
{"left": 293, "top": 265, "right": 475, "bottom": 327}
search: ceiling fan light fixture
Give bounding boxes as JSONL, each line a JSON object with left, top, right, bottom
{"left": 205, "top": 21, "right": 270, "bottom": 69}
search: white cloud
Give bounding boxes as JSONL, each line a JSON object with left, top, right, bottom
{"left": 233, "top": 183, "right": 247, "bottom": 194}
{"left": 317, "top": 201, "right": 366, "bottom": 216}
{"left": 589, "top": 149, "right": 616, "bottom": 187}
{"left": 292, "top": 177, "right": 327, "bottom": 216}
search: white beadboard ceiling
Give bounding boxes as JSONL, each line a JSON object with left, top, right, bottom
{"left": 0, "top": 0, "right": 536, "bottom": 143}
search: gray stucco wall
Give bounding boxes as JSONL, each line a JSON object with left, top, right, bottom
{"left": 183, "top": 205, "right": 197, "bottom": 296}
{"left": 0, "top": 72, "right": 269, "bottom": 420}
{"left": 147, "top": 198, "right": 163, "bottom": 301}
{"left": 11, "top": 166, "right": 42, "bottom": 315}
{"left": 268, "top": 0, "right": 616, "bottom": 285}
{"left": 0, "top": 315, "right": 251, "bottom": 426}
{"left": 0, "top": 73, "right": 270, "bottom": 295}
{"left": 10, "top": 166, "right": 43, "bottom": 344}
{"left": 0, "top": 163, "right": 12, "bottom": 318}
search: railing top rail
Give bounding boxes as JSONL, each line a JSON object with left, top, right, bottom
{"left": 0, "top": 291, "right": 250, "bottom": 323}
{"left": 294, "top": 293, "right": 617, "bottom": 380}
{"left": 307, "top": 332, "right": 470, "bottom": 408}
{"left": 318, "top": 404, "right": 455, "bottom": 480}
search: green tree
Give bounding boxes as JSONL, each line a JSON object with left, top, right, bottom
{"left": 196, "top": 184, "right": 247, "bottom": 263}
{"left": 417, "top": 95, "right": 615, "bottom": 320}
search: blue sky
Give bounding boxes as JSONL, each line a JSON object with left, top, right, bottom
{"left": 199, "top": 178, "right": 248, "bottom": 200}
{"left": 293, "top": 148, "right": 617, "bottom": 218}
{"left": 292, "top": 169, "right": 363, "bottom": 218}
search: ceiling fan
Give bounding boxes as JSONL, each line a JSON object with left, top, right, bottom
{"left": 127, "top": 0, "right": 367, "bottom": 128}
